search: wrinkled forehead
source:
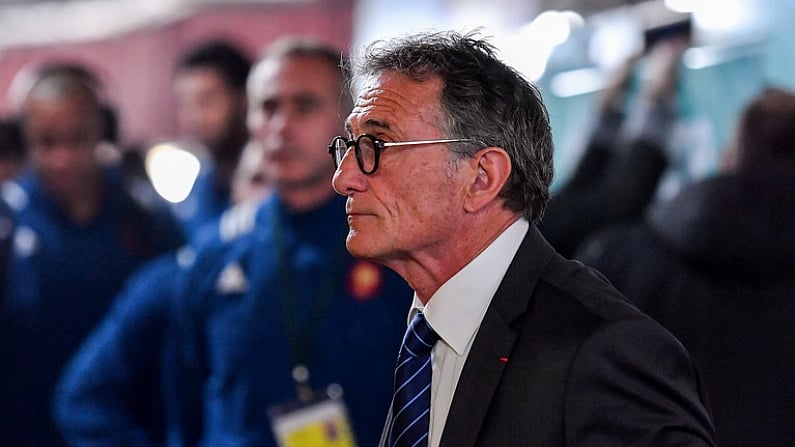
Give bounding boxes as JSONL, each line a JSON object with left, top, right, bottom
{"left": 346, "top": 71, "right": 446, "bottom": 136}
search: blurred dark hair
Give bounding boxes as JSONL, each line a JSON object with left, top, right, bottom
{"left": 736, "top": 87, "right": 795, "bottom": 175}
{"left": 26, "top": 62, "right": 118, "bottom": 143}
{"left": 177, "top": 39, "right": 252, "bottom": 91}
{"left": 352, "top": 30, "right": 554, "bottom": 223}
{"left": 29, "top": 62, "right": 102, "bottom": 104}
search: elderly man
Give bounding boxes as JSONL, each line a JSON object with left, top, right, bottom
{"left": 330, "top": 31, "right": 716, "bottom": 447}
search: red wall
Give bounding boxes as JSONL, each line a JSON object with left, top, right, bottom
{"left": 0, "top": 1, "right": 353, "bottom": 148}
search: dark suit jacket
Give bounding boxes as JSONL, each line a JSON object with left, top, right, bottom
{"left": 381, "top": 225, "right": 716, "bottom": 446}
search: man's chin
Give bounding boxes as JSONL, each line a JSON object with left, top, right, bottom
{"left": 344, "top": 232, "right": 375, "bottom": 259}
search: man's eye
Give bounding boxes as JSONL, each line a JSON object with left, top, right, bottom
{"left": 295, "top": 99, "right": 319, "bottom": 114}
{"left": 37, "top": 137, "right": 55, "bottom": 149}
{"left": 261, "top": 100, "right": 277, "bottom": 117}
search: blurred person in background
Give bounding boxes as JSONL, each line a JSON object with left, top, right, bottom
{"left": 540, "top": 35, "right": 688, "bottom": 258}
{"left": 166, "top": 36, "right": 413, "bottom": 447}
{"left": 51, "top": 43, "right": 266, "bottom": 446}
{"left": 169, "top": 39, "right": 254, "bottom": 241}
{"left": 56, "top": 37, "right": 412, "bottom": 447}
{"left": 0, "top": 63, "right": 184, "bottom": 446}
{"left": 576, "top": 87, "right": 795, "bottom": 446}
{"left": 230, "top": 140, "right": 271, "bottom": 206}
{"left": 0, "top": 118, "right": 26, "bottom": 183}
{"left": 53, "top": 126, "right": 271, "bottom": 447}
{"left": 0, "top": 118, "right": 21, "bottom": 327}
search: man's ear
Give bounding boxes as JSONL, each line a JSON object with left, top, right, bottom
{"left": 463, "top": 147, "right": 512, "bottom": 213}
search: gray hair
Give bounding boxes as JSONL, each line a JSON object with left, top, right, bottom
{"left": 351, "top": 30, "right": 554, "bottom": 222}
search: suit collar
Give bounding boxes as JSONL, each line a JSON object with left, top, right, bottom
{"left": 439, "top": 225, "right": 557, "bottom": 447}
{"left": 421, "top": 218, "right": 529, "bottom": 356}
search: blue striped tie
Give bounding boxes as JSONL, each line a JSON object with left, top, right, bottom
{"left": 388, "top": 312, "right": 440, "bottom": 447}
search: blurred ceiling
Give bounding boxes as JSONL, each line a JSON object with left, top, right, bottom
{"left": 0, "top": 0, "right": 649, "bottom": 16}
{"left": 0, "top": 0, "right": 658, "bottom": 50}
{"left": 538, "top": 0, "right": 648, "bottom": 16}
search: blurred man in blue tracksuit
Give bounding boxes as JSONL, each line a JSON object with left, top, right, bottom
{"left": 54, "top": 38, "right": 411, "bottom": 447}
{"left": 0, "top": 63, "right": 184, "bottom": 446}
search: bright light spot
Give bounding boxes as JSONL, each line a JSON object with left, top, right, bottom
{"left": 561, "top": 10, "right": 585, "bottom": 30}
{"left": 528, "top": 11, "right": 571, "bottom": 48}
{"left": 682, "top": 46, "right": 716, "bottom": 69}
{"left": 145, "top": 143, "right": 201, "bottom": 203}
{"left": 693, "top": 0, "right": 746, "bottom": 31}
{"left": 589, "top": 17, "right": 643, "bottom": 70}
{"left": 497, "top": 32, "right": 552, "bottom": 82}
{"left": 683, "top": 42, "right": 766, "bottom": 70}
{"left": 503, "top": 9, "right": 582, "bottom": 81}
{"left": 664, "top": 0, "right": 696, "bottom": 13}
{"left": 550, "top": 67, "right": 606, "bottom": 97}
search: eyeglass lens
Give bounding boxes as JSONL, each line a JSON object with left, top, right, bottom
{"left": 333, "top": 135, "right": 378, "bottom": 173}
{"left": 332, "top": 137, "right": 347, "bottom": 167}
{"left": 356, "top": 135, "right": 377, "bottom": 173}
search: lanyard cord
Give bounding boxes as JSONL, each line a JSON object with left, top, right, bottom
{"left": 271, "top": 207, "right": 349, "bottom": 372}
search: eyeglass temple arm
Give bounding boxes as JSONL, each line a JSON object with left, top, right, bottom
{"left": 382, "top": 138, "right": 475, "bottom": 147}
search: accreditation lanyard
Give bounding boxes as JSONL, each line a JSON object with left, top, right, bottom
{"left": 271, "top": 206, "right": 348, "bottom": 379}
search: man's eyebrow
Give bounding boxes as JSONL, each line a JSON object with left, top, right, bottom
{"left": 345, "top": 118, "right": 391, "bottom": 136}
{"left": 364, "top": 118, "right": 390, "bottom": 131}
{"left": 292, "top": 91, "right": 322, "bottom": 104}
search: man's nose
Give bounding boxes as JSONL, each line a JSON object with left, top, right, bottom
{"left": 331, "top": 148, "right": 366, "bottom": 196}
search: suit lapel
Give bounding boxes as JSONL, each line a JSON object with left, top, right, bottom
{"left": 378, "top": 408, "right": 392, "bottom": 447}
{"left": 439, "top": 225, "right": 556, "bottom": 447}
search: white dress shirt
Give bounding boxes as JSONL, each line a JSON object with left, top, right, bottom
{"left": 408, "top": 218, "right": 528, "bottom": 447}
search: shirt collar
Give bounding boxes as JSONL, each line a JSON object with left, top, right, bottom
{"left": 410, "top": 218, "right": 529, "bottom": 355}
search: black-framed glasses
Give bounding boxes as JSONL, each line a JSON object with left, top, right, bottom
{"left": 328, "top": 134, "right": 478, "bottom": 175}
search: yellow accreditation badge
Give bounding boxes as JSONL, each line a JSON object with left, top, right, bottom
{"left": 269, "top": 366, "right": 357, "bottom": 447}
